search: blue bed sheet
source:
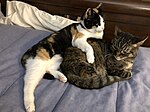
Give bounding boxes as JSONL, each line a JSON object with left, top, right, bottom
{"left": 0, "top": 24, "right": 150, "bottom": 112}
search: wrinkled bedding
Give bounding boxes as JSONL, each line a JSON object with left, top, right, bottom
{"left": 0, "top": 24, "right": 150, "bottom": 112}
{"left": 0, "top": 1, "right": 77, "bottom": 31}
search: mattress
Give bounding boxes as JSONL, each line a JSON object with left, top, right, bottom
{"left": 0, "top": 24, "right": 150, "bottom": 112}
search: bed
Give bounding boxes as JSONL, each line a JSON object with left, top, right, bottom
{"left": 0, "top": 0, "right": 150, "bottom": 112}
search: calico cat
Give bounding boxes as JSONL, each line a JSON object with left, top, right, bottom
{"left": 60, "top": 27, "right": 148, "bottom": 89}
{"left": 21, "top": 4, "right": 104, "bottom": 112}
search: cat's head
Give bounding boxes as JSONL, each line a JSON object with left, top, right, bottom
{"left": 111, "top": 26, "right": 148, "bottom": 60}
{"left": 81, "top": 3, "right": 105, "bottom": 33}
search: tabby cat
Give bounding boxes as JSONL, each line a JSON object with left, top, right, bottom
{"left": 60, "top": 27, "right": 148, "bottom": 89}
{"left": 21, "top": 4, "right": 104, "bottom": 112}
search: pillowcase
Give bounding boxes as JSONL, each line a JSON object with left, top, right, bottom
{"left": 1, "top": 1, "right": 78, "bottom": 31}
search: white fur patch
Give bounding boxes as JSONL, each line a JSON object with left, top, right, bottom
{"left": 24, "top": 54, "right": 67, "bottom": 112}
{"left": 76, "top": 22, "right": 104, "bottom": 39}
{"left": 72, "top": 37, "right": 95, "bottom": 63}
{"left": 24, "top": 58, "right": 47, "bottom": 112}
{"left": 71, "top": 17, "right": 104, "bottom": 63}
{"left": 46, "top": 55, "right": 67, "bottom": 82}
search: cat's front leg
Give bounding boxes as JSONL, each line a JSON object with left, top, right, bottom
{"left": 86, "top": 45, "right": 95, "bottom": 63}
{"left": 72, "top": 38, "right": 95, "bottom": 63}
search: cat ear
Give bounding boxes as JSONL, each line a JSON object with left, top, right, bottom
{"left": 83, "top": 8, "right": 92, "bottom": 19}
{"left": 133, "top": 35, "right": 149, "bottom": 47}
{"left": 114, "top": 26, "right": 122, "bottom": 37}
{"left": 93, "top": 3, "right": 102, "bottom": 13}
{"left": 96, "top": 3, "right": 102, "bottom": 9}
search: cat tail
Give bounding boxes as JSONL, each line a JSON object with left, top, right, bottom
{"left": 100, "top": 75, "right": 126, "bottom": 87}
{"left": 66, "top": 73, "right": 125, "bottom": 89}
{"left": 65, "top": 73, "right": 101, "bottom": 89}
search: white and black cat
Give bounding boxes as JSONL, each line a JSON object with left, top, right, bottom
{"left": 21, "top": 4, "right": 104, "bottom": 112}
{"left": 60, "top": 27, "right": 148, "bottom": 89}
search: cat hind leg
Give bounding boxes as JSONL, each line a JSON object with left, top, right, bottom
{"left": 46, "top": 54, "right": 67, "bottom": 83}
{"left": 24, "top": 58, "right": 47, "bottom": 112}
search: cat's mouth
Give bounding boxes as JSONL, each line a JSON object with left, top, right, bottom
{"left": 96, "top": 27, "right": 104, "bottom": 32}
{"left": 96, "top": 30, "right": 103, "bottom": 33}
{"left": 88, "top": 28, "right": 103, "bottom": 34}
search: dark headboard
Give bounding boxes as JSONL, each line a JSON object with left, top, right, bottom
{"left": 1, "top": 0, "right": 150, "bottom": 47}
{"left": 0, "top": 0, "right": 6, "bottom": 16}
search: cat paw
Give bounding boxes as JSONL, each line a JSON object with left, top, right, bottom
{"left": 87, "top": 55, "right": 95, "bottom": 64}
{"left": 58, "top": 74, "right": 67, "bottom": 83}
{"left": 51, "top": 71, "right": 67, "bottom": 83}
{"left": 24, "top": 103, "right": 35, "bottom": 112}
{"left": 120, "top": 71, "right": 132, "bottom": 79}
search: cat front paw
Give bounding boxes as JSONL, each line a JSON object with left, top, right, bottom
{"left": 86, "top": 47, "right": 95, "bottom": 63}
{"left": 87, "top": 55, "right": 95, "bottom": 64}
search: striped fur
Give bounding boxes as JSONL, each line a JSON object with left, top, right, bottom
{"left": 60, "top": 27, "right": 148, "bottom": 89}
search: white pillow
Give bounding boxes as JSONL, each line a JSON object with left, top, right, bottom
{"left": 0, "top": 10, "right": 12, "bottom": 25}
{"left": 5, "top": 1, "right": 78, "bottom": 31}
